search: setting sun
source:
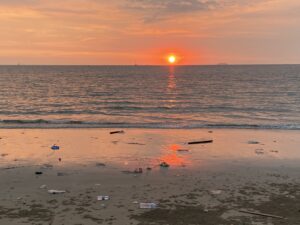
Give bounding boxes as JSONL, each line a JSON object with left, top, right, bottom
{"left": 168, "top": 55, "right": 177, "bottom": 64}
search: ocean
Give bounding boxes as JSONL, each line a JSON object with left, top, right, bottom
{"left": 0, "top": 65, "right": 299, "bottom": 129}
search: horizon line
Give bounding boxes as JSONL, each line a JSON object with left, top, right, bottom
{"left": 0, "top": 63, "right": 300, "bottom": 66}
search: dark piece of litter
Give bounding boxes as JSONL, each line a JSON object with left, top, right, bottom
{"left": 160, "top": 162, "right": 170, "bottom": 168}
{"left": 110, "top": 130, "right": 124, "bottom": 134}
{"left": 51, "top": 145, "right": 60, "bottom": 150}
{"left": 177, "top": 149, "right": 189, "bottom": 152}
{"left": 127, "top": 142, "right": 145, "bottom": 145}
{"left": 188, "top": 140, "right": 213, "bottom": 145}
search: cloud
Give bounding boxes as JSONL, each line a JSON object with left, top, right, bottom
{"left": 122, "top": 0, "right": 271, "bottom": 23}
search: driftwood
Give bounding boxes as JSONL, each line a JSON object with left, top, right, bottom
{"left": 110, "top": 130, "right": 124, "bottom": 134}
{"left": 239, "top": 210, "right": 285, "bottom": 219}
{"left": 188, "top": 140, "right": 213, "bottom": 145}
{"left": 127, "top": 142, "right": 145, "bottom": 145}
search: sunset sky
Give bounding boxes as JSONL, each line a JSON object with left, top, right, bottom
{"left": 0, "top": 0, "right": 299, "bottom": 65}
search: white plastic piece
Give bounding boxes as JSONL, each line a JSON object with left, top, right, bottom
{"left": 48, "top": 189, "right": 66, "bottom": 194}
{"left": 97, "top": 195, "right": 109, "bottom": 201}
{"left": 139, "top": 203, "right": 157, "bottom": 209}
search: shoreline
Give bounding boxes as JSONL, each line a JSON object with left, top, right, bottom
{"left": 0, "top": 126, "right": 300, "bottom": 130}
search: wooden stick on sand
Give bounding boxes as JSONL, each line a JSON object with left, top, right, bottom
{"left": 239, "top": 210, "right": 285, "bottom": 219}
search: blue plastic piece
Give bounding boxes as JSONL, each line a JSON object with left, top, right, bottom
{"left": 51, "top": 145, "right": 60, "bottom": 150}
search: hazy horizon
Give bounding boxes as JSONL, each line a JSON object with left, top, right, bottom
{"left": 1, "top": 63, "right": 300, "bottom": 66}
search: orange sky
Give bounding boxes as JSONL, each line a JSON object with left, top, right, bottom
{"left": 0, "top": 0, "right": 299, "bottom": 65}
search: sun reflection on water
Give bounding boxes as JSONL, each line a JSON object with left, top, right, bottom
{"left": 167, "top": 67, "right": 176, "bottom": 90}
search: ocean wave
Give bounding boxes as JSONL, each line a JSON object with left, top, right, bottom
{"left": 0, "top": 119, "right": 299, "bottom": 130}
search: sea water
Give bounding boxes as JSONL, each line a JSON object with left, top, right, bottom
{"left": 0, "top": 65, "right": 299, "bottom": 129}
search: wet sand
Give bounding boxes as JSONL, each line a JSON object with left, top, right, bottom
{"left": 0, "top": 129, "right": 300, "bottom": 225}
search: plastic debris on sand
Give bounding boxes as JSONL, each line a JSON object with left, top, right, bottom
{"left": 97, "top": 196, "right": 110, "bottom": 201}
{"left": 140, "top": 203, "right": 158, "bottom": 209}
{"left": 160, "top": 162, "right": 170, "bottom": 168}
{"left": 210, "top": 190, "right": 222, "bottom": 195}
{"left": 48, "top": 190, "right": 66, "bottom": 194}
{"left": 51, "top": 145, "right": 60, "bottom": 150}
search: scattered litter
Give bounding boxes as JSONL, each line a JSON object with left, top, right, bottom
{"left": 95, "top": 184, "right": 101, "bottom": 186}
{"left": 248, "top": 140, "right": 260, "bottom": 144}
{"left": 188, "top": 140, "right": 213, "bottom": 145}
{"left": 58, "top": 158, "right": 62, "bottom": 162}
{"left": 1, "top": 153, "right": 8, "bottom": 157}
{"left": 177, "top": 149, "right": 189, "bottom": 152}
{"left": 255, "top": 149, "right": 264, "bottom": 155}
{"left": 40, "top": 184, "right": 47, "bottom": 189}
{"left": 239, "top": 210, "right": 284, "bottom": 219}
{"left": 48, "top": 190, "right": 66, "bottom": 194}
{"left": 122, "top": 168, "right": 144, "bottom": 174}
{"left": 17, "top": 197, "right": 22, "bottom": 200}
{"left": 132, "top": 201, "right": 139, "bottom": 204}
{"left": 270, "top": 150, "right": 279, "bottom": 153}
{"left": 110, "top": 130, "right": 124, "bottom": 134}
{"left": 127, "top": 142, "right": 145, "bottom": 145}
{"left": 96, "top": 163, "right": 106, "bottom": 167}
{"left": 210, "top": 190, "right": 222, "bottom": 195}
{"left": 160, "top": 162, "right": 170, "bottom": 168}
{"left": 51, "top": 145, "right": 60, "bottom": 150}
{"left": 97, "top": 195, "right": 109, "bottom": 201}
{"left": 204, "top": 208, "right": 209, "bottom": 213}
{"left": 35, "top": 171, "right": 43, "bottom": 175}
{"left": 146, "top": 167, "right": 152, "bottom": 171}
{"left": 208, "top": 131, "right": 213, "bottom": 133}
{"left": 140, "top": 203, "right": 157, "bottom": 209}
{"left": 134, "top": 168, "right": 143, "bottom": 173}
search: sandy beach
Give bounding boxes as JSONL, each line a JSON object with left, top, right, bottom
{"left": 0, "top": 128, "right": 300, "bottom": 225}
